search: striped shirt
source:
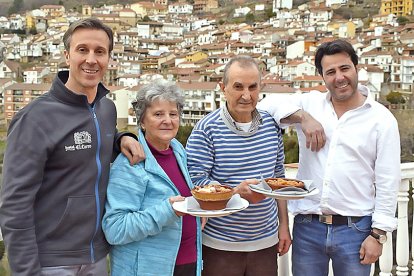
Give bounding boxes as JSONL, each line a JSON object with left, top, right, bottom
{"left": 186, "top": 106, "right": 285, "bottom": 251}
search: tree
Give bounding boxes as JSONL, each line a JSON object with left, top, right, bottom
{"left": 397, "top": 16, "right": 409, "bottom": 25}
{"left": 386, "top": 91, "right": 406, "bottom": 104}
{"left": 176, "top": 125, "right": 194, "bottom": 147}
{"left": 245, "top": 12, "right": 255, "bottom": 24}
{"left": 29, "top": 26, "right": 37, "bottom": 35}
{"left": 283, "top": 132, "right": 299, "bottom": 164}
{"left": 8, "top": 0, "right": 23, "bottom": 15}
{"left": 0, "top": 241, "right": 4, "bottom": 261}
{"left": 265, "top": 8, "right": 275, "bottom": 20}
{"left": 142, "top": 15, "right": 151, "bottom": 22}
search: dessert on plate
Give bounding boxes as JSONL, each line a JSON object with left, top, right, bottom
{"left": 265, "top": 178, "right": 305, "bottom": 190}
{"left": 191, "top": 183, "right": 233, "bottom": 210}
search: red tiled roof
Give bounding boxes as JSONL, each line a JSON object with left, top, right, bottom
{"left": 177, "top": 82, "right": 218, "bottom": 90}
{"left": 294, "top": 75, "right": 323, "bottom": 81}
{"left": 261, "top": 84, "right": 295, "bottom": 93}
{"left": 300, "top": 85, "right": 327, "bottom": 92}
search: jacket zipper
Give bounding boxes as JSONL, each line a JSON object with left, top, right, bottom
{"left": 88, "top": 104, "right": 103, "bottom": 263}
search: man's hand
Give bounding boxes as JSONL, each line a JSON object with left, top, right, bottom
{"left": 359, "top": 235, "right": 383, "bottom": 264}
{"left": 277, "top": 225, "right": 292, "bottom": 256}
{"left": 233, "top": 179, "right": 266, "bottom": 204}
{"left": 300, "top": 111, "right": 326, "bottom": 152}
{"left": 120, "top": 136, "right": 145, "bottom": 165}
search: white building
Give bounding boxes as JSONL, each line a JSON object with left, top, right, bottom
{"left": 168, "top": 3, "right": 193, "bottom": 14}
{"left": 391, "top": 56, "right": 414, "bottom": 92}
{"left": 0, "top": 17, "right": 10, "bottom": 29}
{"left": 9, "top": 14, "right": 25, "bottom": 30}
{"left": 360, "top": 50, "right": 393, "bottom": 73}
{"left": 273, "top": 0, "right": 293, "bottom": 10}
{"left": 137, "top": 24, "right": 150, "bottom": 38}
{"left": 162, "top": 23, "right": 184, "bottom": 37}
{"left": 23, "top": 67, "right": 50, "bottom": 84}
{"left": 325, "top": 0, "right": 347, "bottom": 7}
{"left": 358, "top": 65, "right": 384, "bottom": 99}
{"left": 286, "top": 40, "right": 305, "bottom": 60}
{"left": 234, "top": 7, "right": 251, "bottom": 17}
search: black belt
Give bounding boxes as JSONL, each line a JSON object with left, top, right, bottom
{"left": 313, "top": 214, "right": 363, "bottom": 225}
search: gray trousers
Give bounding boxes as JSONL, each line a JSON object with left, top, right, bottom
{"left": 40, "top": 256, "right": 107, "bottom": 276}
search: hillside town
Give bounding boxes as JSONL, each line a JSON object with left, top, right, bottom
{"left": 0, "top": 0, "right": 412, "bottom": 129}
{"left": 1, "top": 1, "right": 414, "bottom": 275}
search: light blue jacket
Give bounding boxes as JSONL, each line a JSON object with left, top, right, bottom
{"left": 102, "top": 130, "right": 202, "bottom": 276}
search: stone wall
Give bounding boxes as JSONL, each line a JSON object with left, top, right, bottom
{"left": 391, "top": 110, "right": 414, "bottom": 163}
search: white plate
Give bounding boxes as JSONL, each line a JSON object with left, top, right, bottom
{"left": 249, "top": 180, "right": 319, "bottom": 200}
{"left": 172, "top": 194, "right": 249, "bottom": 217}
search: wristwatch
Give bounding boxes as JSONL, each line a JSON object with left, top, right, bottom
{"left": 370, "top": 230, "right": 387, "bottom": 244}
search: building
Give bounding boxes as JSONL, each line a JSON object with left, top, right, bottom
{"left": 380, "top": 0, "right": 413, "bottom": 16}
{"left": 273, "top": 0, "right": 293, "bottom": 10}
{"left": 4, "top": 83, "right": 51, "bottom": 125}
{"left": 193, "top": 0, "right": 218, "bottom": 14}
{"left": 39, "top": 5, "right": 65, "bottom": 17}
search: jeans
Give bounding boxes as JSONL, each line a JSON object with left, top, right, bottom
{"left": 40, "top": 256, "right": 107, "bottom": 276}
{"left": 292, "top": 214, "right": 372, "bottom": 276}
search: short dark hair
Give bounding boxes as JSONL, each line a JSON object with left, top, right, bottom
{"left": 63, "top": 18, "right": 114, "bottom": 54}
{"left": 315, "top": 39, "right": 358, "bottom": 75}
{"left": 223, "top": 55, "right": 261, "bottom": 85}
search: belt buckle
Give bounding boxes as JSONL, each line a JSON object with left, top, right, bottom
{"left": 319, "top": 215, "right": 333, "bottom": 225}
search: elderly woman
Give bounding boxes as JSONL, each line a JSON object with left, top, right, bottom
{"left": 102, "top": 79, "right": 202, "bottom": 276}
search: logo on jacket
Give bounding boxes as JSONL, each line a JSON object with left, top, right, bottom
{"left": 74, "top": 131, "right": 91, "bottom": 144}
{"left": 65, "top": 131, "right": 92, "bottom": 151}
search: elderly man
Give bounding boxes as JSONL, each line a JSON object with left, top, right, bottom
{"left": 186, "top": 55, "right": 291, "bottom": 276}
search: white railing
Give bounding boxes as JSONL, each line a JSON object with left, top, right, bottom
{"left": 279, "top": 162, "right": 414, "bottom": 276}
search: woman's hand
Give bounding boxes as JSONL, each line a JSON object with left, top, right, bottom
{"left": 201, "top": 217, "right": 208, "bottom": 230}
{"left": 169, "top": 196, "right": 186, "bottom": 216}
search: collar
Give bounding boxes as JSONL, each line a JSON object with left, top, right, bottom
{"left": 49, "top": 71, "right": 109, "bottom": 106}
{"left": 220, "top": 103, "right": 263, "bottom": 136}
{"left": 138, "top": 129, "right": 185, "bottom": 172}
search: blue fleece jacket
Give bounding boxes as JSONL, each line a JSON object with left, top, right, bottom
{"left": 102, "top": 130, "right": 202, "bottom": 276}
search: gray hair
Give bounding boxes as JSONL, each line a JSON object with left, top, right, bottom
{"left": 132, "top": 79, "right": 185, "bottom": 129}
{"left": 63, "top": 17, "right": 114, "bottom": 54}
{"left": 222, "top": 55, "right": 261, "bottom": 85}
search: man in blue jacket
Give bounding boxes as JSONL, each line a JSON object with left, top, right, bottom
{"left": 0, "top": 18, "right": 143, "bottom": 275}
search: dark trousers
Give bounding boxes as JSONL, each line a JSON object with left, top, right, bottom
{"left": 174, "top": 262, "right": 196, "bottom": 276}
{"left": 202, "top": 244, "right": 278, "bottom": 276}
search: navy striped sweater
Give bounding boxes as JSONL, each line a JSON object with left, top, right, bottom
{"left": 186, "top": 108, "right": 285, "bottom": 251}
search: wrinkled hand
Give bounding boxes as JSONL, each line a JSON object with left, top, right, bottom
{"left": 359, "top": 236, "right": 383, "bottom": 264}
{"left": 233, "top": 179, "right": 266, "bottom": 204}
{"left": 120, "top": 136, "right": 146, "bottom": 165}
{"left": 277, "top": 225, "right": 292, "bottom": 256}
{"left": 301, "top": 112, "right": 326, "bottom": 152}
{"left": 169, "top": 196, "right": 186, "bottom": 217}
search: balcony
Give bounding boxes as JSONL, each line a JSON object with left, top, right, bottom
{"left": 279, "top": 162, "right": 414, "bottom": 275}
